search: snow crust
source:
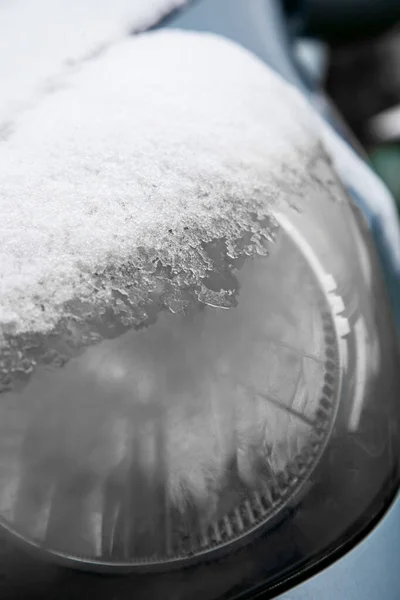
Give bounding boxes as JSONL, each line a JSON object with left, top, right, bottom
{"left": 0, "top": 30, "right": 318, "bottom": 344}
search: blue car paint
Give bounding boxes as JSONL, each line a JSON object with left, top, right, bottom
{"left": 164, "top": 0, "right": 305, "bottom": 90}
{"left": 277, "top": 494, "right": 400, "bottom": 600}
{"left": 164, "top": 1, "right": 400, "bottom": 598}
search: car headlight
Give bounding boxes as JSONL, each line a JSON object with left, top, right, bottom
{"left": 0, "top": 28, "right": 399, "bottom": 599}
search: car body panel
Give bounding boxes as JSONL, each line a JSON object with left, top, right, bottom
{"left": 276, "top": 493, "right": 400, "bottom": 600}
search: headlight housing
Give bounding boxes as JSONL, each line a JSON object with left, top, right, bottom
{"left": 0, "top": 29, "right": 399, "bottom": 599}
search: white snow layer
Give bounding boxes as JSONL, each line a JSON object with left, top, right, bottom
{"left": 0, "top": 30, "right": 319, "bottom": 336}
{"left": 0, "top": 0, "right": 187, "bottom": 125}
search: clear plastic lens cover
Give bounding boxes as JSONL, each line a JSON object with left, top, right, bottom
{"left": 0, "top": 157, "right": 399, "bottom": 599}
{"left": 0, "top": 220, "right": 340, "bottom": 559}
{"left": 0, "top": 26, "right": 399, "bottom": 600}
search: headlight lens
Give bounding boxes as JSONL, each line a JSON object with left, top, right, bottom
{"left": 0, "top": 157, "right": 399, "bottom": 600}
{"left": 0, "top": 28, "right": 399, "bottom": 600}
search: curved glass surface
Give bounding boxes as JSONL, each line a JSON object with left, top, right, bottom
{"left": 0, "top": 159, "right": 399, "bottom": 598}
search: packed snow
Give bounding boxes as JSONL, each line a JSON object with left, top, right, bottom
{"left": 0, "top": 30, "right": 319, "bottom": 338}
{"left": 0, "top": 0, "right": 187, "bottom": 125}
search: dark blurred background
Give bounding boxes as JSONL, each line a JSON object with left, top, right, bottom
{"left": 327, "top": 25, "right": 400, "bottom": 213}
{"left": 285, "top": 0, "right": 400, "bottom": 213}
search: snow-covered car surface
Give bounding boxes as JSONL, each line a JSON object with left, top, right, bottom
{"left": 0, "top": 28, "right": 319, "bottom": 347}
{"left": 0, "top": 1, "right": 399, "bottom": 599}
